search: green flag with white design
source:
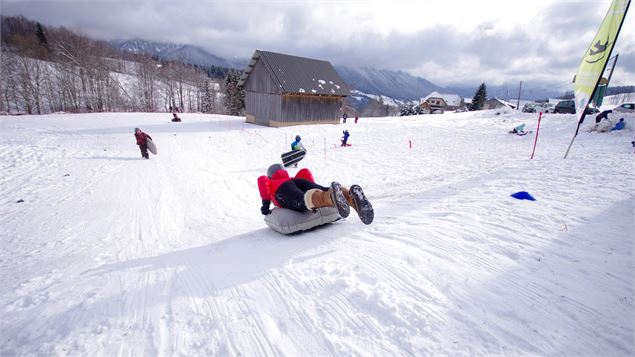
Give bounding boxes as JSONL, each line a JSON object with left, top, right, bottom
{"left": 573, "top": 0, "right": 630, "bottom": 118}
{"left": 564, "top": 0, "right": 630, "bottom": 158}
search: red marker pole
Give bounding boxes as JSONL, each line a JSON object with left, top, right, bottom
{"left": 530, "top": 112, "right": 543, "bottom": 160}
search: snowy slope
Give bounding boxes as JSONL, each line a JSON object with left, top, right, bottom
{"left": 1, "top": 110, "right": 633, "bottom": 356}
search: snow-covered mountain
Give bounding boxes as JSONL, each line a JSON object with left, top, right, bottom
{"left": 111, "top": 40, "right": 564, "bottom": 103}
{"left": 447, "top": 83, "right": 563, "bottom": 103}
{"left": 111, "top": 39, "right": 245, "bottom": 69}
{"left": 335, "top": 66, "right": 444, "bottom": 101}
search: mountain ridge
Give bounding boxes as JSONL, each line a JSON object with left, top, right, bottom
{"left": 111, "top": 39, "right": 564, "bottom": 101}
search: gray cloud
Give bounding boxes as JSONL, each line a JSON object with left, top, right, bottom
{"left": 3, "top": 0, "right": 633, "bottom": 90}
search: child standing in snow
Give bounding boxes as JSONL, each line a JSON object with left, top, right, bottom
{"left": 258, "top": 164, "right": 374, "bottom": 224}
{"left": 341, "top": 130, "right": 350, "bottom": 146}
{"left": 134, "top": 128, "right": 152, "bottom": 159}
{"left": 290, "top": 135, "right": 305, "bottom": 151}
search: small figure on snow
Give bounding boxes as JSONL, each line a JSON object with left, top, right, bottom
{"left": 290, "top": 135, "right": 305, "bottom": 151}
{"left": 589, "top": 110, "right": 613, "bottom": 132}
{"left": 258, "top": 164, "right": 374, "bottom": 224}
{"left": 134, "top": 128, "right": 152, "bottom": 159}
{"left": 341, "top": 130, "right": 350, "bottom": 146}
{"left": 171, "top": 113, "right": 182, "bottom": 122}
{"left": 611, "top": 118, "right": 625, "bottom": 131}
{"left": 596, "top": 109, "right": 613, "bottom": 122}
{"left": 342, "top": 112, "right": 348, "bottom": 123}
{"left": 355, "top": 115, "right": 359, "bottom": 124}
{"left": 509, "top": 124, "right": 528, "bottom": 136}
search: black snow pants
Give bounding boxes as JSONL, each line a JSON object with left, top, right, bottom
{"left": 275, "top": 178, "right": 328, "bottom": 212}
{"left": 139, "top": 143, "right": 149, "bottom": 159}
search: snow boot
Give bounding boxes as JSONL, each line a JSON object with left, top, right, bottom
{"left": 304, "top": 182, "right": 350, "bottom": 218}
{"left": 330, "top": 182, "right": 350, "bottom": 218}
{"left": 343, "top": 185, "right": 374, "bottom": 225}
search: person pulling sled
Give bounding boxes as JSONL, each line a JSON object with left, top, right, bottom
{"left": 134, "top": 128, "right": 152, "bottom": 159}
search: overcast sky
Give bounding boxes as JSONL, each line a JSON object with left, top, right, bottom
{"left": 3, "top": 0, "right": 634, "bottom": 89}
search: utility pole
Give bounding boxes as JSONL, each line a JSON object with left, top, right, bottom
{"left": 606, "top": 54, "right": 619, "bottom": 87}
{"left": 516, "top": 80, "right": 522, "bottom": 110}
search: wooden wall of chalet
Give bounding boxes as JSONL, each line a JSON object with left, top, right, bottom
{"left": 244, "top": 58, "right": 282, "bottom": 125}
{"left": 245, "top": 92, "right": 281, "bottom": 126}
{"left": 278, "top": 94, "right": 342, "bottom": 124}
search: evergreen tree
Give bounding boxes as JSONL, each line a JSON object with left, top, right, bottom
{"left": 399, "top": 105, "right": 413, "bottom": 116}
{"left": 202, "top": 80, "right": 215, "bottom": 113}
{"left": 224, "top": 71, "right": 245, "bottom": 116}
{"left": 471, "top": 82, "right": 487, "bottom": 111}
{"left": 35, "top": 22, "right": 47, "bottom": 46}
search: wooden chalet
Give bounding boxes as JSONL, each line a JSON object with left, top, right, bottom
{"left": 238, "top": 50, "right": 350, "bottom": 127}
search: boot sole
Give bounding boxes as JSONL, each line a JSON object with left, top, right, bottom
{"left": 330, "top": 182, "right": 350, "bottom": 218}
{"left": 349, "top": 185, "right": 374, "bottom": 224}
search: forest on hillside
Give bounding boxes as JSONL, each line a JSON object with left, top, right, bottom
{"left": 0, "top": 16, "right": 244, "bottom": 115}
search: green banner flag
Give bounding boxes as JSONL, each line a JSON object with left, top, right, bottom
{"left": 574, "top": 0, "right": 630, "bottom": 118}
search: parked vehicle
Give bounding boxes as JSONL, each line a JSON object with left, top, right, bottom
{"left": 522, "top": 103, "right": 537, "bottom": 113}
{"left": 535, "top": 103, "right": 556, "bottom": 113}
{"left": 613, "top": 103, "right": 634, "bottom": 113}
{"left": 554, "top": 100, "right": 575, "bottom": 114}
{"left": 554, "top": 100, "right": 599, "bottom": 114}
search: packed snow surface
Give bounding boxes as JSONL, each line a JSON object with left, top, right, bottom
{"left": 1, "top": 110, "right": 633, "bottom": 356}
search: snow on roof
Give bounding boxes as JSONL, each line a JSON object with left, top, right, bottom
{"left": 496, "top": 98, "right": 516, "bottom": 108}
{"left": 423, "top": 91, "right": 463, "bottom": 106}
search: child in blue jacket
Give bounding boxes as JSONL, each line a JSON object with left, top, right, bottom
{"left": 341, "top": 130, "right": 350, "bottom": 146}
{"left": 290, "top": 135, "right": 305, "bottom": 151}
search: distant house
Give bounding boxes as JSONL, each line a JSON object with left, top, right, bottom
{"left": 421, "top": 91, "right": 465, "bottom": 112}
{"left": 483, "top": 98, "right": 516, "bottom": 110}
{"left": 238, "top": 50, "right": 350, "bottom": 127}
{"left": 419, "top": 102, "right": 432, "bottom": 113}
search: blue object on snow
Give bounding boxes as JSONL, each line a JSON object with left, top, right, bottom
{"left": 511, "top": 191, "right": 536, "bottom": 201}
{"left": 611, "top": 119, "right": 625, "bottom": 131}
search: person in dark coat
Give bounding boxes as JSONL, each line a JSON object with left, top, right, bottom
{"left": 134, "top": 128, "right": 152, "bottom": 159}
{"left": 171, "top": 113, "right": 182, "bottom": 122}
{"left": 595, "top": 109, "right": 613, "bottom": 123}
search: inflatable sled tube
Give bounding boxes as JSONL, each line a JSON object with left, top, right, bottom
{"left": 265, "top": 207, "right": 340, "bottom": 234}
{"left": 146, "top": 139, "right": 157, "bottom": 155}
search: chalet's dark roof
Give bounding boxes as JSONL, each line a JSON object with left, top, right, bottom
{"left": 239, "top": 50, "right": 350, "bottom": 96}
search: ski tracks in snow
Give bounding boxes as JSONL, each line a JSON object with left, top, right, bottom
{"left": 1, "top": 113, "right": 633, "bottom": 356}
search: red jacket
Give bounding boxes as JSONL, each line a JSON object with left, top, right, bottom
{"left": 135, "top": 132, "right": 152, "bottom": 145}
{"left": 258, "top": 168, "right": 315, "bottom": 207}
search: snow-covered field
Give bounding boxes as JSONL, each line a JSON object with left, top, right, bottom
{"left": 1, "top": 109, "right": 633, "bottom": 356}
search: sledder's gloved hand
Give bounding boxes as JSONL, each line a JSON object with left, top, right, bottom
{"left": 261, "top": 200, "right": 272, "bottom": 215}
